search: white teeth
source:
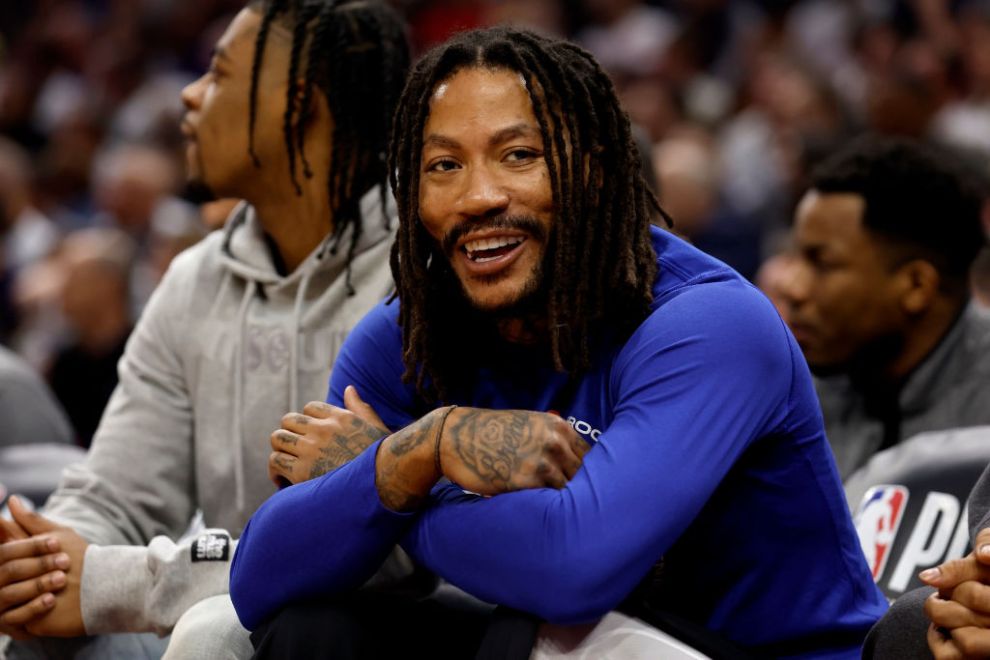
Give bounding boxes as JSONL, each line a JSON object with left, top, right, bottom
{"left": 463, "top": 235, "right": 524, "bottom": 259}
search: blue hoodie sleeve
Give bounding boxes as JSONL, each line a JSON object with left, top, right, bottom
{"left": 400, "top": 282, "right": 796, "bottom": 624}
{"left": 229, "top": 439, "right": 418, "bottom": 630}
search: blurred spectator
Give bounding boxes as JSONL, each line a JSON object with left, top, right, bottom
{"left": 146, "top": 197, "right": 207, "bottom": 282}
{"left": 48, "top": 228, "right": 136, "bottom": 447}
{"left": 0, "top": 137, "right": 58, "bottom": 272}
{"left": 91, "top": 142, "right": 180, "bottom": 241}
{"left": 0, "top": 137, "right": 58, "bottom": 342}
{"left": 478, "top": 0, "right": 567, "bottom": 36}
{"left": 0, "top": 344, "right": 73, "bottom": 449}
{"left": 575, "top": 0, "right": 678, "bottom": 78}
{"left": 0, "top": 345, "right": 83, "bottom": 513}
{"left": 718, "top": 51, "right": 848, "bottom": 258}
{"left": 654, "top": 125, "right": 761, "bottom": 278}
{"left": 931, "top": 2, "right": 990, "bottom": 162}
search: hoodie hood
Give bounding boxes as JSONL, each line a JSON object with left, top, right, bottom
{"left": 219, "top": 186, "right": 395, "bottom": 287}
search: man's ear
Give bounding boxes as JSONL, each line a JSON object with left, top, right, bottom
{"left": 896, "top": 259, "right": 940, "bottom": 315}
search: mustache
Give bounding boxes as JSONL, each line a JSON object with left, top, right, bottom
{"left": 440, "top": 215, "right": 549, "bottom": 256}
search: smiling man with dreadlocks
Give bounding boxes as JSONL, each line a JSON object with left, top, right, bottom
{"left": 0, "top": 2, "right": 409, "bottom": 659}
{"left": 231, "top": 27, "right": 886, "bottom": 658}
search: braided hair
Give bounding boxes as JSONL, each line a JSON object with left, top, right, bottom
{"left": 247, "top": 0, "right": 409, "bottom": 281}
{"left": 389, "top": 27, "right": 667, "bottom": 401}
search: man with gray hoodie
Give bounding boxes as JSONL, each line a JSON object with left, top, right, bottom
{"left": 0, "top": 1, "right": 410, "bottom": 657}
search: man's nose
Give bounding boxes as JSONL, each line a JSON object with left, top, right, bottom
{"left": 778, "top": 257, "right": 812, "bottom": 307}
{"left": 181, "top": 74, "right": 208, "bottom": 110}
{"left": 456, "top": 165, "right": 509, "bottom": 219}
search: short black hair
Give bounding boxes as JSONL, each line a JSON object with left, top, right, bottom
{"left": 388, "top": 27, "right": 667, "bottom": 400}
{"left": 811, "top": 134, "right": 986, "bottom": 289}
{"left": 248, "top": 0, "right": 408, "bottom": 282}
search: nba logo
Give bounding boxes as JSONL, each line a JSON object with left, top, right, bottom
{"left": 854, "top": 485, "right": 909, "bottom": 581}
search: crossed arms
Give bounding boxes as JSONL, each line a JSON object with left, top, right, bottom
{"left": 230, "top": 289, "right": 792, "bottom": 630}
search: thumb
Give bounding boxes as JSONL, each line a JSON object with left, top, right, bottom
{"left": 919, "top": 554, "right": 990, "bottom": 590}
{"left": 343, "top": 385, "right": 386, "bottom": 430}
{"left": 973, "top": 527, "right": 990, "bottom": 566}
{"left": 8, "top": 496, "right": 58, "bottom": 535}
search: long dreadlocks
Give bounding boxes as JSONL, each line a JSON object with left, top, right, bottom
{"left": 247, "top": 0, "right": 408, "bottom": 281}
{"left": 389, "top": 27, "right": 668, "bottom": 401}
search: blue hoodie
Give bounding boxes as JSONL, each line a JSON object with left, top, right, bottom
{"left": 231, "top": 227, "right": 887, "bottom": 658}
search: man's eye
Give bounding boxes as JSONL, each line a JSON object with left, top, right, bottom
{"left": 505, "top": 149, "right": 538, "bottom": 162}
{"left": 427, "top": 159, "right": 458, "bottom": 173}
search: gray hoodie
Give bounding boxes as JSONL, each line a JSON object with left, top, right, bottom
{"left": 43, "top": 189, "right": 407, "bottom": 635}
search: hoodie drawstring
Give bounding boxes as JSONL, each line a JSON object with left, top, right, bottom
{"left": 289, "top": 272, "right": 312, "bottom": 413}
{"left": 231, "top": 281, "right": 255, "bottom": 514}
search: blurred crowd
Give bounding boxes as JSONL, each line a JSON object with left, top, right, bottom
{"left": 1, "top": 0, "right": 990, "bottom": 447}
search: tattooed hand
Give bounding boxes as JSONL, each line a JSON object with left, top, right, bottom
{"left": 374, "top": 408, "right": 589, "bottom": 511}
{"left": 268, "top": 386, "right": 389, "bottom": 487}
{"left": 439, "top": 409, "right": 589, "bottom": 495}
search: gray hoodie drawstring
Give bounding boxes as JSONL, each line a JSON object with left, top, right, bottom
{"left": 232, "top": 281, "right": 254, "bottom": 514}
{"left": 289, "top": 273, "right": 310, "bottom": 412}
{"left": 289, "top": 233, "right": 336, "bottom": 410}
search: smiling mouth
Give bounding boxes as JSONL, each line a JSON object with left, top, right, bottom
{"left": 462, "top": 236, "right": 526, "bottom": 263}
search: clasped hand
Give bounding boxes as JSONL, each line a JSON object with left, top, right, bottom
{"left": 922, "top": 527, "right": 990, "bottom": 658}
{"left": 0, "top": 496, "right": 87, "bottom": 640}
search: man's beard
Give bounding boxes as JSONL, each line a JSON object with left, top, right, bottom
{"left": 440, "top": 214, "right": 552, "bottom": 319}
{"left": 180, "top": 178, "right": 218, "bottom": 205}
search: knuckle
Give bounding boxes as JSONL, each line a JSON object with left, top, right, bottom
{"left": 304, "top": 401, "right": 330, "bottom": 416}
{"left": 972, "top": 583, "right": 990, "bottom": 613}
{"left": 942, "top": 558, "right": 970, "bottom": 582}
{"left": 549, "top": 415, "right": 570, "bottom": 435}
{"left": 956, "top": 631, "right": 980, "bottom": 656}
{"left": 956, "top": 581, "right": 976, "bottom": 603}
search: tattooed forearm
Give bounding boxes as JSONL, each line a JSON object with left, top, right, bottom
{"left": 387, "top": 414, "right": 440, "bottom": 457}
{"left": 374, "top": 410, "right": 445, "bottom": 511}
